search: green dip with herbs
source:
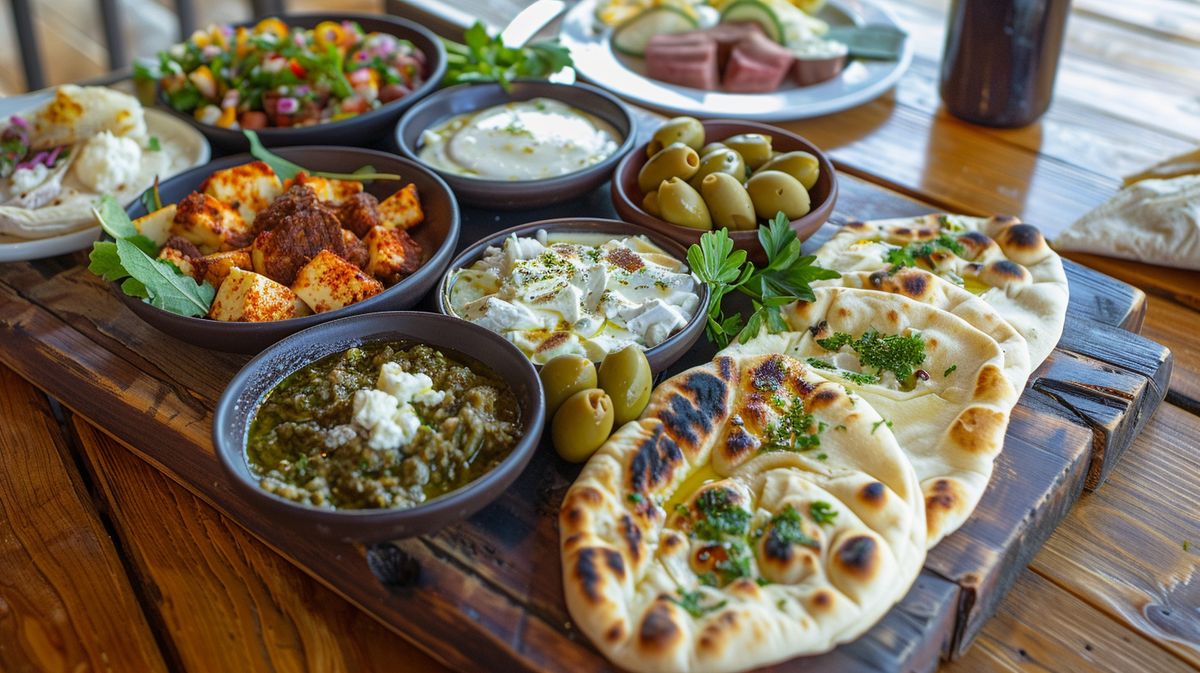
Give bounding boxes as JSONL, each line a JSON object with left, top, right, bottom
{"left": 247, "top": 342, "right": 521, "bottom": 510}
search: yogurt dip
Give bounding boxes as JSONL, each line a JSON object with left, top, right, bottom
{"left": 418, "top": 98, "right": 620, "bottom": 181}
{"left": 447, "top": 231, "right": 700, "bottom": 363}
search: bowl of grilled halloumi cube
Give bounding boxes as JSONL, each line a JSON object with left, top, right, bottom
{"left": 114, "top": 147, "right": 460, "bottom": 353}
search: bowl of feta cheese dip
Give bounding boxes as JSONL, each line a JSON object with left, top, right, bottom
{"left": 437, "top": 218, "right": 709, "bottom": 373}
{"left": 394, "top": 81, "right": 636, "bottom": 209}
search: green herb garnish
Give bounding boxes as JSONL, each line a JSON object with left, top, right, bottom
{"left": 712, "top": 542, "right": 752, "bottom": 585}
{"left": 764, "top": 397, "right": 823, "bottom": 452}
{"left": 147, "top": 135, "right": 161, "bottom": 152}
{"left": 628, "top": 493, "right": 644, "bottom": 504}
{"left": 883, "top": 233, "right": 965, "bottom": 271}
{"left": 767, "top": 505, "right": 818, "bottom": 548}
{"left": 809, "top": 501, "right": 838, "bottom": 525}
{"left": 691, "top": 489, "right": 751, "bottom": 541}
{"left": 87, "top": 195, "right": 216, "bottom": 317}
{"left": 841, "top": 371, "right": 881, "bottom": 385}
{"left": 944, "top": 364, "right": 958, "bottom": 377}
{"left": 805, "top": 357, "right": 836, "bottom": 371}
{"left": 245, "top": 130, "right": 401, "bottom": 181}
{"left": 670, "top": 589, "right": 727, "bottom": 619}
{"left": 441, "top": 21, "right": 573, "bottom": 92}
{"left": 688, "top": 213, "right": 839, "bottom": 348}
{"left": 872, "top": 418, "right": 894, "bottom": 435}
{"left": 817, "top": 328, "right": 926, "bottom": 381}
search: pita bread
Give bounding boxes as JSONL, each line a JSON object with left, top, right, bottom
{"left": 560, "top": 354, "right": 926, "bottom": 673}
{"left": 722, "top": 286, "right": 1020, "bottom": 548}
{"left": 814, "top": 213, "right": 1068, "bottom": 370}
{"left": 818, "top": 268, "right": 1031, "bottom": 389}
{"left": 27, "top": 84, "right": 146, "bottom": 149}
{"left": 1054, "top": 176, "right": 1200, "bottom": 272}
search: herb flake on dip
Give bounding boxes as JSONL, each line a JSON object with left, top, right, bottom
{"left": 418, "top": 98, "right": 620, "bottom": 181}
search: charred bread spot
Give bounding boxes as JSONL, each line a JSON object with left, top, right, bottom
{"left": 860, "top": 481, "right": 886, "bottom": 506}
{"left": 660, "top": 373, "right": 728, "bottom": 448}
{"left": 575, "top": 548, "right": 604, "bottom": 603}
{"left": 974, "top": 364, "right": 1012, "bottom": 402}
{"left": 763, "top": 528, "right": 795, "bottom": 564}
{"left": 892, "top": 226, "right": 912, "bottom": 237}
{"left": 926, "top": 479, "right": 959, "bottom": 519}
{"left": 899, "top": 270, "right": 928, "bottom": 298}
{"left": 723, "top": 426, "right": 759, "bottom": 461}
{"left": 563, "top": 507, "right": 584, "bottom": 525}
{"left": 576, "top": 486, "right": 604, "bottom": 505}
{"left": 916, "top": 227, "right": 935, "bottom": 239}
{"left": 785, "top": 373, "right": 815, "bottom": 398}
{"left": 837, "top": 307, "right": 851, "bottom": 318}
{"left": 606, "top": 623, "right": 625, "bottom": 643}
{"left": 729, "top": 579, "right": 760, "bottom": 597}
{"left": 562, "top": 533, "right": 584, "bottom": 551}
{"left": 987, "top": 260, "right": 1030, "bottom": 283}
{"left": 886, "top": 309, "right": 899, "bottom": 323}
{"left": 639, "top": 602, "right": 682, "bottom": 651}
{"left": 751, "top": 356, "right": 787, "bottom": 392}
{"left": 868, "top": 270, "right": 889, "bottom": 288}
{"left": 949, "top": 406, "right": 1007, "bottom": 454}
{"left": 834, "top": 535, "right": 879, "bottom": 580}
{"left": 957, "top": 231, "right": 993, "bottom": 260}
{"left": 741, "top": 394, "right": 770, "bottom": 428}
{"left": 844, "top": 220, "right": 868, "bottom": 231}
{"left": 999, "top": 223, "right": 1044, "bottom": 252}
{"left": 605, "top": 549, "right": 626, "bottom": 579}
{"left": 808, "top": 320, "right": 830, "bottom": 338}
{"left": 697, "top": 611, "right": 738, "bottom": 652}
{"left": 810, "top": 590, "right": 833, "bottom": 611}
{"left": 715, "top": 355, "right": 735, "bottom": 382}
{"left": 628, "top": 424, "right": 685, "bottom": 493}
{"left": 806, "top": 387, "right": 840, "bottom": 411}
{"left": 662, "top": 532, "right": 684, "bottom": 551}
{"left": 691, "top": 543, "right": 729, "bottom": 575}
{"left": 621, "top": 514, "right": 643, "bottom": 564}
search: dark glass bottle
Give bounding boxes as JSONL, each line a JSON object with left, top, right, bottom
{"left": 939, "top": 0, "right": 1072, "bottom": 128}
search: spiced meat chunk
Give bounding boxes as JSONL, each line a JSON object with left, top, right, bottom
{"left": 250, "top": 185, "right": 347, "bottom": 285}
{"left": 336, "top": 192, "right": 383, "bottom": 238}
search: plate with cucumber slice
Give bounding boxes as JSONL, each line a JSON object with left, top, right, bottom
{"left": 560, "top": 0, "right": 912, "bottom": 121}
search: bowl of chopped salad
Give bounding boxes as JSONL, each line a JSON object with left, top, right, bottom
{"left": 137, "top": 13, "right": 445, "bottom": 151}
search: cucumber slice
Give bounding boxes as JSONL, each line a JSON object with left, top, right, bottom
{"left": 612, "top": 6, "right": 700, "bottom": 57}
{"left": 719, "top": 0, "right": 786, "bottom": 43}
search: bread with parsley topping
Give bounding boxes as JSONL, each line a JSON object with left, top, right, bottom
{"left": 559, "top": 353, "right": 926, "bottom": 673}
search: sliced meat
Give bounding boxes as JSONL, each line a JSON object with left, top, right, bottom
{"left": 394, "top": 229, "right": 422, "bottom": 276}
{"left": 341, "top": 228, "right": 369, "bottom": 269}
{"left": 723, "top": 32, "right": 794, "bottom": 93}
{"left": 702, "top": 21, "right": 766, "bottom": 70}
{"left": 645, "top": 34, "right": 719, "bottom": 91}
{"left": 162, "top": 235, "right": 202, "bottom": 260}
{"left": 336, "top": 192, "right": 382, "bottom": 238}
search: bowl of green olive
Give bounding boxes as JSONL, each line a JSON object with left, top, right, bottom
{"left": 611, "top": 118, "right": 838, "bottom": 260}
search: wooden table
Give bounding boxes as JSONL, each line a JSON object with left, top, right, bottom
{"left": 2, "top": 0, "right": 1198, "bottom": 671}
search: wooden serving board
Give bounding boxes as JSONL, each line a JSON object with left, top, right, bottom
{"left": 0, "top": 174, "right": 1171, "bottom": 673}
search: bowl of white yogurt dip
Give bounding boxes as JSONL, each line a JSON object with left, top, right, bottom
{"left": 394, "top": 82, "right": 636, "bottom": 209}
{"left": 436, "top": 218, "right": 708, "bottom": 373}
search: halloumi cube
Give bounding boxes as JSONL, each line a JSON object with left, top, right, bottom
{"left": 291, "top": 249, "right": 383, "bottom": 313}
{"left": 200, "top": 160, "right": 283, "bottom": 225}
{"left": 208, "top": 267, "right": 310, "bottom": 322}
{"left": 283, "top": 172, "right": 363, "bottom": 205}
{"left": 170, "top": 191, "right": 251, "bottom": 254}
{"left": 197, "top": 249, "right": 252, "bottom": 287}
{"left": 134, "top": 204, "right": 177, "bottom": 246}
{"left": 377, "top": 183, "right": 423, "bottom": 231}
{"left": 158, "top": 246, "right": 196, "bottom": 279}
{"left": 364, "top": 226, "right": 418, "bottom": 282}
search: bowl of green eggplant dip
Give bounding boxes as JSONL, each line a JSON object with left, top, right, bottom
{"left": 213, "top": 311, "right": 545, "bottom": 541}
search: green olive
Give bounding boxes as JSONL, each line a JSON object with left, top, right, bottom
{"left": 657, "top": 177, "right": 712, "bottom": 230}
{"left": 754, "top": 151, "right": 821, "bottom": 190}
{"left": 643, "top": 190, "right": 661, "bottom": 217}
{"left": 700, "top": 142, "right": 729, "bottom": 157}
{"left": 723, "top": 133, "right": 773, "bottom": 169}
{"left": 540, "top": 355, "right": 598, "bottom": 417}
{"left": 745, "top": 170, "right": 812, "bottom": 220}
{"left": 552, "top": 388, "right": 615, "bottom": 463}
{"left": 638, "top": 143, "right": 701, "bottom": 193}
{"left": 647, "top": 116, "right": 705, "bottom": 156}
{"left": 700, "top": 173, "right": 757, "bottom": 231}
{"left": 688, "top": 149, "right": 747, "bottom": 189}
{"left": 598, "top": 345, "right": 652, "bottom": 426}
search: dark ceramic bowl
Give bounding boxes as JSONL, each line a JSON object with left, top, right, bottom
{"left": 435, "top": 218, "right": 708, "bottom": 374}
{"left": 155, "top": 13, "right": 446, "bottom": 152}
{"left": 213, "top": 311, "right": 545, "bottom": 542}
{"left": 394, "top": 81, "right": 637, "bottom": 210}
{"left": 120, "top": 146, "right": 459, "bottom": 354}
{"left": 611, "top": 120, "right": 838, "bottom": 261}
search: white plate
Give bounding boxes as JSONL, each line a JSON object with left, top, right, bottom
{"left": 0, "top": 107, "right": 211, "bottom": 263}
{"left": 558, "top": 0, "right": 913, "bottom": 121}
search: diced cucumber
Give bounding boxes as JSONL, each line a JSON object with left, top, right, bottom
{"left": 612, "top": 6, "right": 700, "bottom": 57}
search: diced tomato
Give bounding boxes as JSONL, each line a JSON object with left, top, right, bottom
{"left": 339, "top": 96, "right": 369, "bottom": 114}
{"left": 289, "top": 59, "right": 306, "bottom": 78}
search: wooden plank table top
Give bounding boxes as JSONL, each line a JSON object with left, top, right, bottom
{"left": 1, "top": 0, "right": 1198, "bottom": 671}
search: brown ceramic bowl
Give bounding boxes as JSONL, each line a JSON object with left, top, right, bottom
{"left": 434, "top": 218, "right": 708, "bottom": 374}
{"left": 155, "top": 13, "right": 446, "bottom": 152}
{"left": 120, "top": 146, "right": 460, "bottom": 354}
{"left": 611, "top": 120, "right": 838, "bottom": 261}
{"left": 213, "top": 311, "right": 545, "bottom": 542}
{"left": 394, "top": 81, "right": 637, "bottom": 210}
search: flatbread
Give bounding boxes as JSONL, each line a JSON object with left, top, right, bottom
{"left": 819, "top": 267, "right": 1031, "bottom": 389}
{"left": 27, "top": 84, "right": 146, "bottom": 149}
{"left": 560, "top": 353, "right": 926, "bottom": 673}
{"left": 814, "top": 213, "right": 1068, "bottom": 370}
{"left": 722, "top": 286, "right": 1020, "bottom": 548}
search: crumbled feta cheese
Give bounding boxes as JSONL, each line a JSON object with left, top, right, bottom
{"left": 377, "top": 364, "right": 445, "bottom": 406}
{"left": 9, "top": 164, "right": 48, "bottom": 196}
{"left": 73, "top": 131, "right": 141, "bottom": 193}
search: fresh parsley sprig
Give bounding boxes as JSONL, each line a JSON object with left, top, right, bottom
{"left": 688, "top": 213, "right": 840, "bottom": 348}
{"left": 88, "top": 195, "right": 216, "bottom": 317}
{"left": 442, "top": 21, "right": 573, "bottom": 92}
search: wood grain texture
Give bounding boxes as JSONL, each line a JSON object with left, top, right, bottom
{"left": 1029, "top": 402, "right": 1200, "bottom": 668}
{"left": 946, "top": 569, "right": 1196, "bottom": 673}
{"left": 1139, "top": 295, "right": 1200, "bottom": 411}
{"left": 0, "top": 366, "right": 169, "bottom": 673}
{"left": 69, "top": 418, "right": 452, "bottom": 673}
